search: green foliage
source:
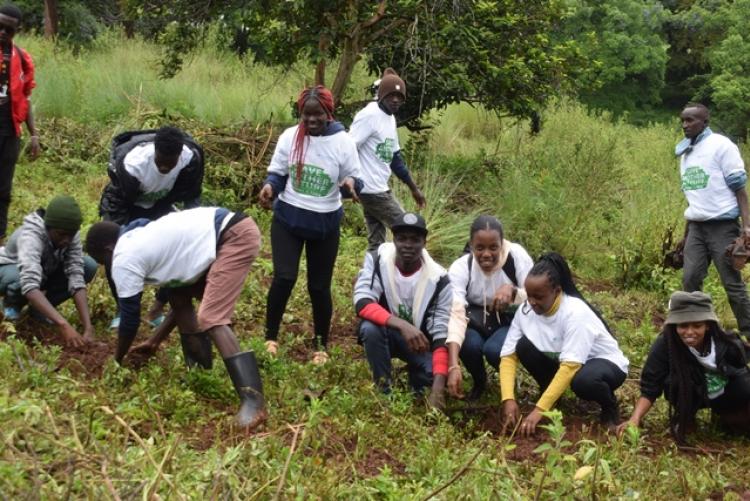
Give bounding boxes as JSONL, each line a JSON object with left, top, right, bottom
{"left": 561, "top": 0, "right": 669, "bottom": 114}
{"left": 124, "top": 1, "right": 588, "bottom": 127}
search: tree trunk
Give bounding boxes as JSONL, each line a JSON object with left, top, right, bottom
{"left": 315, "top": 33, "right": 330, "bottom": 86}
{"left": 331, "top": 38, "right": 360, "bottom": 105}
{"left": 43, "top": 0, "right": 58, "bottom": 39}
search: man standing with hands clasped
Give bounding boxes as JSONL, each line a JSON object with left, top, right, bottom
{"left": 677, "top": 103, "right": 750, "bottom": 338}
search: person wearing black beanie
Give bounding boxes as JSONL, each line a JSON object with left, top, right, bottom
{"left": 0, "top": 195, "right": 97, "bottom": 347}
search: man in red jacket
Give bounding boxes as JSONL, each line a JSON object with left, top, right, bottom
{"left": 0, "top": 4, "right": 39, "bottom": 244}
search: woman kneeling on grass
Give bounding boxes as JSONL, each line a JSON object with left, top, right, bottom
{"left": 445, "top": 215, "right": 533, "bottom": 400}
{"left": 258, "top": 86, "right": 362, "bottom": 365}
{"left": 500, "top": 253, "right": 629, "bottom": 436}
{"left": 617, "top": 291, "right": 750, "bottom": 444}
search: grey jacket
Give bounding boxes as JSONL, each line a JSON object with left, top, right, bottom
{"left": 0, "top": 210, "right": 86, "bottom": 295}
{"left": 353, "top": 242, "right": 452, "bottom": 346}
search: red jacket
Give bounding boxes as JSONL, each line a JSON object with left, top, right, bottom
{"left": 8, "top": 44, "right": 35, "bottom": 137}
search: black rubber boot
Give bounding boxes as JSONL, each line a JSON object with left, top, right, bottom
{"left": 223, "top": 351, "right": 267, "bottom": 430}
{"left": 180, "top": 332, "right": 213, "bottom": 369}
{"left": 599, "top": 401, "right": 621, "bottom": 430}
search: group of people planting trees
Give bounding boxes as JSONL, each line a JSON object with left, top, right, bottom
{"left": 0, "top": 4, "right": 749, "bottom": 447}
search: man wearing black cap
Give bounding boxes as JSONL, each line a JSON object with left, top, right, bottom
{"left": 353, "top": 212, "right": 451, "bottom": 408}
{"left": 349, "top": 68, "right": 426, "bottom": 251}
{"left": 0, "top": 195, "right": 97, "bottom": 347}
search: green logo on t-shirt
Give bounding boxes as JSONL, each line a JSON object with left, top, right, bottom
{"left": 681, "top": 166, "right": 710, "bottom": 191}
{"left": 290, "top": 164, "right": 334, "bottom": 197}
{"left": 705, "top": 372, "right": 728, "bottom": 399}
{"left": 375, "top": 138, "right": 395, "bottom": 163}
{"left": 397, "top": 303, "right": 413, "bottom": 324}
{"left": 137, "top": 189, "right": 170, "bottom": 204}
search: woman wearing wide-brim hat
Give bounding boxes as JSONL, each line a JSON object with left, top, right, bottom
{"left": 617, "top": 291, "right": 750, "bottom": 443}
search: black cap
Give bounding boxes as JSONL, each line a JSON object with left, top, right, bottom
{"left": 391, "top": 212, "right": 427, "bottom": 235}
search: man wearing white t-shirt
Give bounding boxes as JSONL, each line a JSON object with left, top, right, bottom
{"left": 349, "top": 68, "right": 426, "bottom": 251}
{"left": 677, "top": 103, "right": 750, "bottom": 337}
{"left": 85, "top": 207, "right": 267, "bottom": 430}
{"left": 98, "top": 126, "right": 205, "bottom": 329}
{"left": 353, "top": 212, "right": 451, "bottom": 408}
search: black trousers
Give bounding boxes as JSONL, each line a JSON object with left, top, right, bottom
{"left": 265, "top": 217, "right": 340, "bottom": 349}
{"left": 0, "top": 135, "right": 21, "bottom": 238}
{"left": 516, "top": 335, "right": 626, "bottom": 411}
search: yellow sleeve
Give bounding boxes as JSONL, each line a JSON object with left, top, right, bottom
{"left": 536, "top": 362, "right": 582, "bottom": 411}
{"left": 499, "top": 354, "right": 519, "bottom": 402}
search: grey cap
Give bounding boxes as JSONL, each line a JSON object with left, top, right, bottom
{"left": 391, "top": 212, "right": 427, "bottom": 236}
{"left": 665, "top": 291, "right": 719, "bottom": 325}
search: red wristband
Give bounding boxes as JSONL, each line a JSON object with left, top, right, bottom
{"left": 359, "top": 302, "right": 392, "bottom": 326}
{"left": 432, "top": 346, "right": 448, "bottom": 376}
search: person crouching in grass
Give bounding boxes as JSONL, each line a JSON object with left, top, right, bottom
{"left": 500, "top": 253, "right": 629, "bottom": 436}
{"left": 85, "top": 207, "right": 267, "bottom": 430}
{"left": 617, "top": 291, "right": 750, "bottom": 444}
{"left": 353, "top": 212, "right": 451, "bottom": 408}
{"left": 0, "top": 195, "right": 96, "bottom": 346}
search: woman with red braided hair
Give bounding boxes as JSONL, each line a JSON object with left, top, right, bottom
{"left": 259, "top": 86, "right": 362, "bottom": 364}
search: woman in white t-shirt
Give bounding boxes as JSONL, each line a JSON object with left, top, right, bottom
{"left": 445, "top": 215, "right": 533, "bottom": 400}
{"left": 617, "top": 291, "right": 750, "bottom": 444}
{"left": 258, "top": 86, "right": 362, "bottom": 365}
{"left": 499, "top": 253, "right": 629, "bottom": 436}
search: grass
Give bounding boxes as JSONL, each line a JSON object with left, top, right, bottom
{"left": 1, "top": 34, "right": 750, "bottom": 498}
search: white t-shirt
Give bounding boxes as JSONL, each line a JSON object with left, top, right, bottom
{"left": 394, "top": 267, "right": 421, "bottom": 323}
{"left": 501, "top": 294, "right": 629, "bottom": 373}
{"left": 112, "top": 207, "right": 229, "bottom": 298}
{"left": 123, "top": 143, "right": 194, "bottom": 209}
{"left": 680, "top": 133, "right": 745, "bottom": 221}
{"left": 688, "top": 338, "right": 728, "bottom": 399}
{"left": 268, "top": 126, "right": 362, "bottom": 213}
{"left": 349, "top": 101, "right": 400, "bottom": 194}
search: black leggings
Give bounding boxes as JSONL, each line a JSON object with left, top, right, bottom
{"left": 265, "top": 217, "right": 340, "bottom": 349}
{"left": 0, "top": 135, "right": 20, "bottom": 238}
{"left": 516, "top": 335, "right": 626, "bottom": 412}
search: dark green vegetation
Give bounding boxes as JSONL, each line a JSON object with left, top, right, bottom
{"left": 2, "top": 30, "right": 750, "bottom": 499}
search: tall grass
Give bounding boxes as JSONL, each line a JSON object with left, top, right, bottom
{"left": 21, "top": 31, "right": 373, "bottom": 126}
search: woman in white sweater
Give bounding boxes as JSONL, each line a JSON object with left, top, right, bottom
{"left": 445, "top": 215, "right": 533, "bottom": 399}
{"left": 258, "top": 86, "right": 362, "bottom": 364}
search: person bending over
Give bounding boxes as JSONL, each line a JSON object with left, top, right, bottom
{"left": 617, "top": 291, "right": 750, "bottom": 444}
{"left": 0, "top": 195, "right": 96, "bottom": 346}
{"left": 353, "top": 212, "right": 451, "bottom": 408}
{"left": 99, "top": 125, "right": 204, "bottom": 329}
{"left": 500, "top": 253, "right": 629, "bottom": 435}
{"left": 445, "top": 215, "right": 533, "bottom": 400}
{"left": 86, "top": 207, "right": 266, "bottom": 429}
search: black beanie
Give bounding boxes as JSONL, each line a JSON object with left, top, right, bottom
{"left": 44, "top": 195, "right": 82, "bottom": 232}
{"left": 377, "top": 68, "right": 406, "bottom": 101}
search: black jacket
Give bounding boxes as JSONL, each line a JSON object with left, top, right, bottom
{"left": 640, "top": 331, "right": 749, "bottom": 401}
{"left": 98, "top": 130, "right": 204, "bottom": 224}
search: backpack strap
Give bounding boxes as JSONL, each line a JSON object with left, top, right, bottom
{"left": 503, "top": 252, "right": 518, "bottom": 287}
{"left": 420, "top": 274, "right": 450, "bottom": 334}
{"left": 368, "top": 249, "right": 381, "bottom": 289}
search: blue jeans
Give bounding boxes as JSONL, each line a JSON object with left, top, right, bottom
{"left": 459, "top": 326, "right": 509, "bottom": 388}
{"left": 359, "top": 320, "right": 433, "bottom": 394}
{"left": 0, "top": 255, "right": 98, "bottom": 308}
